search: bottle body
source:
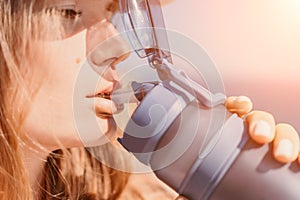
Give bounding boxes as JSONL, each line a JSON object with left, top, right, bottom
{"left": 118, "top": 83, "right": 300, "bottom": 200}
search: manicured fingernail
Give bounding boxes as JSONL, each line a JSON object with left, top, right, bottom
{"left": 274, "top": 139, "right": 293, "bottom": 159}
{"left": 225, "top": 96, "right": 253, "bottom": 117}
{"left": 236, "top": 96, "right": 251, "bottom": 102}
{"left": 252, "top": 120, "right": 272, "bottom": 139}
{"left": 227, "top": 96, "right": 251, "bottom": 103}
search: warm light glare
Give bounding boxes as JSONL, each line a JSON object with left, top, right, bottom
{"left": 163, "top": 0, "right": 300, "bottom": 130}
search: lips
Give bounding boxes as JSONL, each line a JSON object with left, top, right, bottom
{"left": 86, "top": 88, "right": 117, "bottom": 119}
{"left": 86, "top": 92, "right": 111, "bottom": 99}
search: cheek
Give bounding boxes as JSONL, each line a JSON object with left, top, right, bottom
{"left": 28, "top": 31, "right": 87, "bottom": 117}
{"left": 27, "top": 31, "right": 87, "bottom": 88}
{"left": 23, "top": 31, "right": 88, "bottom": 147}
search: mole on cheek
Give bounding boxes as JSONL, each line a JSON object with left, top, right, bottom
{"left": 75, "top": 58, "right": 81, "bottom": 64}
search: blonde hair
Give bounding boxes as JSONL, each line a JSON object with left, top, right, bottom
{"left": 0, "top": 0, "right": 132, "bottom": 199}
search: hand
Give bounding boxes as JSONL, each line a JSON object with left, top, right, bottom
{"left": 225, "top": 96, "right": 300, "bottom": 164}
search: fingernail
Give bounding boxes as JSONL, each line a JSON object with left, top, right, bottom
{"left": 274, "top": 139, "right": 293, "bottom": 159}
{"left": 235, "top": 96, "right": 251, "bottom": 102}
{"left": 252, "top": 120, "right": 272, "bottom": 139}
{"left": 225, "top": 96, "right": 253, "bottom": 117}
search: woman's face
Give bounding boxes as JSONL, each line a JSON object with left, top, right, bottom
{"left": 22, "top": 0, "right": 131, "bottom": 150}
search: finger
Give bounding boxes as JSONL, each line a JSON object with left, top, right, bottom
{"left": 175, "top": 195, "right": 189, "bottom": 200}
{"left": 245, "top": 110, "right": 275, "bottom": 144}
{"left": 225, "top": 96, "right": 253, "bottom": 117}
{"left": 273, "top": 123, "right": 300, "bottom": 163}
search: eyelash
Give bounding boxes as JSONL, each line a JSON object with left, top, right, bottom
{"left": 58, "top": 9, "right": 82, "bottom": 19}
{"left": 46, "top": 7, "right": 82, "bottom": 19}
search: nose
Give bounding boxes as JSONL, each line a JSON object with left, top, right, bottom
{"left": 86, "top": 19, "right": 131, "bottom": 77}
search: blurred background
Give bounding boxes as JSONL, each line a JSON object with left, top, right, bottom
{"left": 161, "top": 0, "right": 300, "bottom": 131}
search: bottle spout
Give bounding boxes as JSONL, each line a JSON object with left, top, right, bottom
{"left": 131, "top": 81, "right": 159, "bottom": 101}
{"left": 111, "top": 81, "right": 159, "bottom": 113}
